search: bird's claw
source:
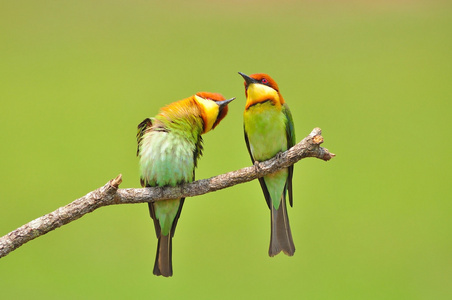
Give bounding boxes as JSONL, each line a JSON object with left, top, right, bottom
{"left": 253, "top": 161, "right": 261, "bottom": 173}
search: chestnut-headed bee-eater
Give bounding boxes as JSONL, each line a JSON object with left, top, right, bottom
{"left": 239, "top": 72, "right": 296, "bottom": 257}
{"left": 137, "top": 92, "right": 234, "bottom": 277}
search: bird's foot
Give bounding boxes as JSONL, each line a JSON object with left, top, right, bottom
{"left": 274, "top": 151, "right": 285, "bottom": 161}
{"left": 253, "top": 160, "right": 261, "bottom": 174}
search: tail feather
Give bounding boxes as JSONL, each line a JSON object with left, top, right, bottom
{"left": 269, "top": 198, "right": 295, "bottom": 257}
{"left": 153, "top": 234, "right": 173, "bottom": 277}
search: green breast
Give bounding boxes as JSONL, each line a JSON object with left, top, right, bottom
{"left": 244, "top": 102, "right": 289, "bottom": 209}
{"left": 139, "top": 130, "right": 197, "bottom": 187}
{"left": 138, "top": 129, "right": 200, "bottom": 236}
{"left": 244, "top": 102, "right": 288, "bottom": 161}
{"left": 138, "top": 108, "right": 204, "bottom": 236}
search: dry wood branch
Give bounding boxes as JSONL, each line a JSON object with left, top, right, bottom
{"left": 0, "top": 127, "right": 334, "bottom": 259}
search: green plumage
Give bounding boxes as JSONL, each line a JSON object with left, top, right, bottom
{"left": 244, "top": 97, "right": 296, "bottom": 257}
{"left": 137, "top": 98, "right": 204, "bottom": 277}
{"left": 244, "top": 102, "right": 295, "bottom": 208}
{"left": 137, "top": 92, "right": 233, "bottom": 277}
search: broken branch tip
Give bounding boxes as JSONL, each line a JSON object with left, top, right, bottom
{"left": 111, "top": 174, "right": 123, "bottom": 188}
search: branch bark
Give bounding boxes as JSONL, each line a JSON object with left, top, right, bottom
{"left": 0, "top": 127, "right": 335, "bottom": 259}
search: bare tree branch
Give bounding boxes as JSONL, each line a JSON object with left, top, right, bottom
{"left": 0, "top": 127, "right": 335, "bottom": 259}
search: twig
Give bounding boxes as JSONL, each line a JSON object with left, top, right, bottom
{"left": 0, "top": 127, "right": 335, "bottom": 258}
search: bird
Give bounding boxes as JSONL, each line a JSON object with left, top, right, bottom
{"left": 239, "top": 72, "right": 296, "bottom": 257}
{"left": 137, "top": 92, "right": 234, "bottom": 277}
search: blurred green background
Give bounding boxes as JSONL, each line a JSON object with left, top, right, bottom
{"left": 1, "top": 0, "right": 451, "bottom": 299}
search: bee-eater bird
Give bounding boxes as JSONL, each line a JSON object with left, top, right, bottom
{"left": 239, "top": 72, "right": 296, "bottom": 257}
{"left": 137, "top": 92, "right": 234, "bottom": 277}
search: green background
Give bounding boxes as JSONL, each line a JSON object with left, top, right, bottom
{"left": 1, "top": 1, "right": 451, "bottom": 299}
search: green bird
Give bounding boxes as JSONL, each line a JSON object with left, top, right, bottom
{"left": 137, "top": 92, "right": 234, "bottom": 277}
{"left": 239, "top": 72, "right": 296, "bottom": 257}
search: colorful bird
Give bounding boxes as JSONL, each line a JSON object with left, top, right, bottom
{"left": 137, "top": 92, "right": 234, "bottom": 277}
{"left": 239, "top": 72, "right": 296, "bottom": 257}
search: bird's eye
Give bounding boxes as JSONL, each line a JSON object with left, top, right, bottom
{"left": 261, "top": 78, "right": 268, "bottom": 84}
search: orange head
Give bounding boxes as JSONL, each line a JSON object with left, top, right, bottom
{"left": 238, "top": 72, "right": 285, "bottom": 110}
{"left": 194, "top": 92, "right": 235, "bottom": 133}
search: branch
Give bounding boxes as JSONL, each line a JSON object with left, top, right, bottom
{"left": 0, "top": 127, "right": 335, "bottom": 259}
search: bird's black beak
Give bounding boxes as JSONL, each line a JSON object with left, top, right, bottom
{"left": 238, "top": 72, "right": 259, "bottom": 86}
{"left": 216, "top": 97, "right": 235, "bottom": 109}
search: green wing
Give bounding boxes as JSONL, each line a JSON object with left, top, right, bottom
{"left": 137, "top": 118, "right": 153, "bottom": 156}
{"left": 282, "top": 103, "right": 295, "bottom": 207}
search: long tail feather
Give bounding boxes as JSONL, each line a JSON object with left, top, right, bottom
{"left": 269, "top": 198, "right": 295, "bottom": 257}
{"left": 153, "top": 234, "right": 173, "bottom": 277}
